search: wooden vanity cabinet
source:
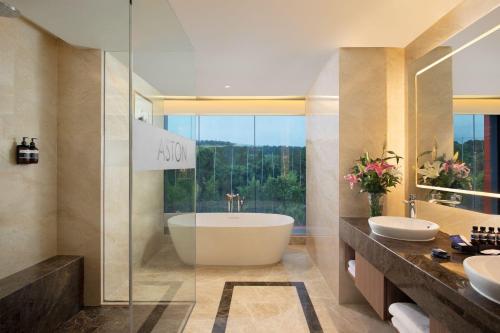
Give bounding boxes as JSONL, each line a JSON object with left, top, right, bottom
{"left": 354, "top": 252, "right": 410, "bottom": 320}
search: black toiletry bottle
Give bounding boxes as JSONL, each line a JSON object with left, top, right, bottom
{"left": 16, "top": 137, "right": 30, "bottom": 164}
{"left": 487, "top": 227, "right": 496, "bottom": 245}
{"left": 470, "top": 226, "right": 479, "bottom": 245}
{"left": 479, "top": 227, "right": 487, "bottom": 244}
{"left": 29, "top": 138, "right": 39, "bottom": 164}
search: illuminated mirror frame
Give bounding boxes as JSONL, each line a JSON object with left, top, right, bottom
{"left": 414, "top": 24, "right": 500, "bottom": 199}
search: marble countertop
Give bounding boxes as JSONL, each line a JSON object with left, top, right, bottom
{"left": 340, "top": 217, "right": 500, "bottom": 333}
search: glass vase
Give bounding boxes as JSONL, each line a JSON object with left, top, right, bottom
{"left": 368, "top": 192, "right": 384, "bottom": 217}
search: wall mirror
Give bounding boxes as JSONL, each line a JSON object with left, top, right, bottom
{"left": 415, "top": 6, "right": 500, "bottom": 213}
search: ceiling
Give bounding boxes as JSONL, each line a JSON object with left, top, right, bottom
{"left": 168, "top": 0, "right": 462, "bottom": 96}
{"left": 10, "top": 0, "right": 462, "bottom": 96}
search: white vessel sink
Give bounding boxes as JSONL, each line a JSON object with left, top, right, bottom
{"left": 464, "top": 256, "right": 500, "bottom": 304}
{"left": 368, "top": 216, "right": 439, "bottom": 241}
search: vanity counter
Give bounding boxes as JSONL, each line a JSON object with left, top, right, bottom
{"left": 340, "top": 217, "right": 500, "bottom": 333}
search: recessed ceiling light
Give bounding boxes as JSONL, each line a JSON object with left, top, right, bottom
{"left": 224, "top": 84, "right": 231, "bottom": 89}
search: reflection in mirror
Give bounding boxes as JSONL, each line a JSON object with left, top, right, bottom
{"left": 415, "top": 7, "right": 500, "bottom": 214}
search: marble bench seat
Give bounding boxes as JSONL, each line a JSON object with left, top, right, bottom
{"left": 0, "top": 255, "right": 83, "bottom": 333}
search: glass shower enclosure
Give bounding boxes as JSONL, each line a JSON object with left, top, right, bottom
{"left": 103, "top": 0, "right": 196, "bottom": 331}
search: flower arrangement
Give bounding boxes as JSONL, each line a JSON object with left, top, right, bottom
{"left": 417, "top": 150, "right": 472, "bottom": 190}
{"left": 344, "top": 148, "right": 403, "bottom": 216}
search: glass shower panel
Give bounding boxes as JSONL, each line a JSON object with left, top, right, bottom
{"left": 130, "top": 0, "right": 196, "bottom": 331}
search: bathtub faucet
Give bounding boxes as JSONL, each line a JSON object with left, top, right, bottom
{"left": 237, "top": 195, "right": 245, "bottom": 212}
{"left": 225, "top": 193, "right": 239, "bottom": 212}
{"left": 225, "top": 193, "right": 235, "bottom": 212}
{"left": 225, "top": 193, "right": 245, "bottom": 212}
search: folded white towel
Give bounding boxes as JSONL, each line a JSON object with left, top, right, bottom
{"left": 348, "top": 259, "right": 356, "bottom": 269}
{"left": 391, "top": 316, "right": 412, "bottom": 333}
{"left": 348, "top": 265, "right": 356, "bottom": 278}
{"left": 388, "top": 303, "right": 429, "bottom": 333}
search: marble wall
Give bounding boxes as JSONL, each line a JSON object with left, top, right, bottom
{"left": 417, "top": 201, "right": 500, "bottom": 236}
{"left": 306, "top": 48, "right": 407, "bottom": 304}
{"left": 338, "top": 48, "right": 407, "bottom": 303}
{"left": 339, "top": 48, "right": 406, "bottom": 218}
{"left": 305, "top": 52, "right": 340, "bottom": 299}
{"left": 103, "top": 52, "right": 130, "bottom": 302}
{"left": 103, "top": 53, "right": 165, "bottom": 302}
{"left": 57, "top": 42, "right": 103, "bottom": 306}
{"left": 0, "top": 16, "right": 170, "bottom": 306}
{"left": 385, "top": 48, "right": 407, "bottom": 217}
{"left": 0, "top": 17, "right": 58, "bottom": 279}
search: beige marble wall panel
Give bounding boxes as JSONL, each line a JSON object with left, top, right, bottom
{"left": 305, "top": 53, "right": 340, "bottom": 300}
{"left": 132, "top": 87, "right": 164, "bottom": 269}
{"left": 305, "top": 103, "right": 339, "bottom": 297}
{"left": 0, "top": 18, "right": 58, "bottom": 279}
{"left": 57, "top": 42, "right": 103, "bottom": 306}
{"left": 103, "top": 52, "right": 130, "bottom": 302}
{"left": 103, "top": 53, "right": 165, "bottom": 302}
{"left": 338, "top": 48, "right": 407, "bottom": 303}
{"left": 339, "top": 48, "right": 388, "bottom": 218}
{"left": 385, "top": 48, "right": 407, "bottom": 216}
{"left": 417, "top": 201, "right": 500, "bottom": 236}
{"left": 339, "top": 48, "right": 387, "bottom": 304}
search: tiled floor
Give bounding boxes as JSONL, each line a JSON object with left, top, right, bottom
{"left": 184, "top": 245, "right": 395, "bottom": 333}
{"left": 226, "top": 285, "right": 310, "bottom": 333}
{"left": 61, "top": 244, "right": 394, "bottom": 332}
{"left": 107, "top": 238, "right": 196, "bottom": 303}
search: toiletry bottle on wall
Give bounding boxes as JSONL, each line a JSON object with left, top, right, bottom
{"left": 16, "top": 137, "right": 30, "bottom": 164}
{"left": 29, "top": 138, "right": 39, "bottom": 164}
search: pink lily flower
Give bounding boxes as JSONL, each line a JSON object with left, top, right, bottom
{"left": 365, "top": 162, "right": 394, "bottom": 177}
{"left": 344, "top": 174, "right": 359, "bottom": 189}
{"left": 442, "top": 161, "right": 452, "bottom": 172}
{"left": 452, "top": 162, "right": 470, "bottom": 177}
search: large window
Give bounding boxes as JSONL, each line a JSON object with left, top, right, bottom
{"left": 165, "top": 115, "right": 306, "bottom": 234}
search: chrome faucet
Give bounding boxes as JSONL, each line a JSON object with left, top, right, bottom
{"left": 225, "top": 193, "right": 235, "bottom": 212}
{"left": 403, "top": 194, "right": 417, "bottom": 218}
{"left": 225, "top": 193, "right": 245, "bottom": 212}
{"left": 237, "top": 195, "right": 245, "bottom": 212}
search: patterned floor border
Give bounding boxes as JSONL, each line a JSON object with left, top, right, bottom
{"left": 212, "top": 282, "right": 323, "bottom": 333}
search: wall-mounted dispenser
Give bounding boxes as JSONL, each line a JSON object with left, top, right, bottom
{"left": 16, "top": 137, "right": 30, "bottom": 164}
{"left": 29, "top": 138, "right": 39, "bottom": 164}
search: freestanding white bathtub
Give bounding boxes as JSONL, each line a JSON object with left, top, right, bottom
{"left": 168, "top": 213, "right": 294, "bottom": 266}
